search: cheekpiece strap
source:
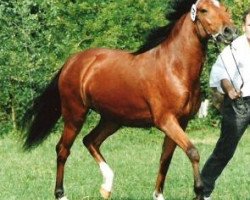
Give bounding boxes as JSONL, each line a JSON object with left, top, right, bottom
{"left": 190, "top": 0, "right": 202, "bottom": 21}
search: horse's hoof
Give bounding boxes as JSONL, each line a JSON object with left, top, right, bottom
{"left": 100, "top": 187, "right": 111, "bottom": 199}
{"left": 193, "top": 195, "right": 203, "bottom": 200}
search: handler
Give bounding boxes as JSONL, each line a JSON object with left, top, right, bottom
{"left": 201, "top": 8, "right": 250, "bottom": 200}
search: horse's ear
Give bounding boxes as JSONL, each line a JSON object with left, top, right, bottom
{"left": 191, "top": 4, "right": 197, "bottom": 21}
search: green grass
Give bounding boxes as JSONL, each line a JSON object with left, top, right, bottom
{"left": 1, "top": 125, "right": 250, "bottom": 200}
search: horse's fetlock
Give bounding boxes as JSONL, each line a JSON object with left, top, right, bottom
{"left": 55, "top": 188, "right": 64, "bottom": 199}
{"left": 194, "top": 181, "right": 204, "bottom": 195}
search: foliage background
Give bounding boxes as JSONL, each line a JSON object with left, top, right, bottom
{"left": 0, "top": 0, "right": 249, "bottom": 134}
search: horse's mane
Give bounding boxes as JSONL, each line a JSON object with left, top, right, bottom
{"left": 133, "top": 0, "right": 197, "bottom": 54}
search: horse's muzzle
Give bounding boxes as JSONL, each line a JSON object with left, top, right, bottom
{"left": 214, "top": 26, "right": 238, "bottom": 44}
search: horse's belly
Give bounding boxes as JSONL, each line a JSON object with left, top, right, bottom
{"left": 89, "top": 91, "right": 153, "bottom": 126}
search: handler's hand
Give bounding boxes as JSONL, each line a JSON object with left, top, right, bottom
{"left": 221, "top": 79, "right": 242, "bottom": 100}
{"left": 228, "top": 89, "right": 241, "bottom": 100}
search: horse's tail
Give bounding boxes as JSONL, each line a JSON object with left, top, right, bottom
{"left": 21, "top": 69, "right": 62, "bottom": 149}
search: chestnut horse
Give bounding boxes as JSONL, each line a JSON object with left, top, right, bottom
{"left": 22, "top": 0, "right": 236, "bottom": 199}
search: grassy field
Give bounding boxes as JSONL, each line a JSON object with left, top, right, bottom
{"left": 1, "top": 124, "right": 250, "bottom": 200}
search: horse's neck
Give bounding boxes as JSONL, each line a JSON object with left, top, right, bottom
{"left": 159, "top": 14, "right": 207, "bottom": 80}
{"left": 172, "top": 14, "right": 207, "bottom": 54}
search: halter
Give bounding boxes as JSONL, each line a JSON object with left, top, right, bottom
{"left": 191, "top": 0, "right": 220, "bottom": 21}
{"left": 190, "top": 0, "right": 222, "bottom": 42}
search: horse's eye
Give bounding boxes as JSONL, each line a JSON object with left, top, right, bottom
{"left": 200, "top": 9, "right": 208, "bottom": 13}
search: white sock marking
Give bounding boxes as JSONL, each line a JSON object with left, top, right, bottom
{"left": 153, "top": 191, "right": 165, "bottom": 200}
{"left": 58, "top": 196, "right": 69, "bottom": 200}
{"left": 99, "top": 162, "right": 114, "bottom": 192}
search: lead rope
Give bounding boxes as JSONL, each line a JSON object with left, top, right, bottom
{"left": 229, "top": 44, "right": 244, "bottom": 91}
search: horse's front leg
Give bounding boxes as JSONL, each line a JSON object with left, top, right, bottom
{"left": 155, "top": 115, "right": 203, "bottom": 200}
{"left": 153, "top": 136, "right": 176, "bottom": 200}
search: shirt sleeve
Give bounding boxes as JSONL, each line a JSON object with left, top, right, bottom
{"left": 209, "top": 54, "right": 229, "bottom": 94}
{"left": 209, "top": 44, "right": 238, "bottom": 94}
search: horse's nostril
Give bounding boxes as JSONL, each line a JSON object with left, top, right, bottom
{"left": 224, "top": 27, "right": 229, "bottom": 33}
{"left": 223, "top": 27, "right": 238, "bottom": 42}
{"left": 224, "top": 27, "right": 233, "bottom": 35}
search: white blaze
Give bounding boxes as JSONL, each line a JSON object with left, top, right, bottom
{"left": 211, "top": 0, "right": 220, "bottom": 7}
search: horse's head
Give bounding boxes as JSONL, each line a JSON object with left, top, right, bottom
{"left": 191, "top": 0, "right": 237, "bottom": 44}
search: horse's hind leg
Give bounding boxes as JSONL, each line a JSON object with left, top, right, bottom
{"left": 54, "top": 106, "right": 88, "bottom": 200}
{"left": 83, "top": 118, "right": 120, "bottom": 199}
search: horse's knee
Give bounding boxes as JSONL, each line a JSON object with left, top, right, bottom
{"left": 83, "top": 135, "right": 91, "bottom": 148}
{"left": 187, "top": 147, "right": 200, "bottom": 162}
